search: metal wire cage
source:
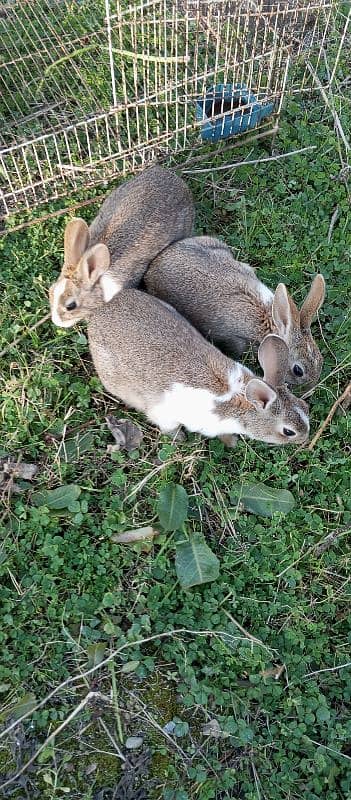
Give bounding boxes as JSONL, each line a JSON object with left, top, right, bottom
{"left": 0, "top": 0, "right": 348, "bottom": 220}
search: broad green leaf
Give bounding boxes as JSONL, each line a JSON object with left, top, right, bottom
{"left": 87, "top": 643, "right": 106, "bottom": 668}
{"left": 63, "top": 431, "right": 94, "bottom": 462}
{"left": 121, "top": 660, "right": 140, "bottom": 673}
{"left": 316, "top": 706, "right": 330, "bottom": 723}
{"left": 173, "top": 718, "right": 189, "bottom": 737}
{"left": 102, "top": 592, "right": 116, "bottom": 608}
{"left": 38, "top": 746, "right": 55, "bottom": 764}
{"left": 31, "top": 484, "right": 81, "bottom": 510}
{"left": 157, "top": 483, "right": 189, "bottom": 531}
{"left": 231, "top": 482, "right": 295, "bottom": 518}
{"left": 103, "top": 621, "right": 117, "bottom": 635}
{"left": 10, "top": 693, "right": 37, "bottom": 721}
{"left": 175, "top": 534, "right": 219, "bottom": 589}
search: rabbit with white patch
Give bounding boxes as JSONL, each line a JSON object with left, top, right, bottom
{"left": 144, "top": 236, "right": 325, "bottom": 387}
{"left": 49, "top": 165, "right": 194, "bottom": 328}
{"left": 49, "top": 239, "right": 309, "bottom": 447}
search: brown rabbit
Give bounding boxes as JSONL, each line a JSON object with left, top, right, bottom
{"left": 49, "top": 164, "right": 194, "bottom": 328}
{"left": 49, "top": 245, "right": 309, "bottom": 447}
{"left": 144, "top": 236, "right": 325, "bottom": 387}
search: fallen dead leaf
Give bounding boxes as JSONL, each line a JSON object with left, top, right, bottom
{"left": 111, "top": 526, "right": 158, "bottom": 544}
{"left": 125, "top": 736, "right": 143, "bottom": 750}
{"left": 201, "top": 718, "right": 230, "bottom": 739}
{"left": 85, "top": 762, "right": 97, "bottom": 776}
{"left": 260, "top": 663, "right": 285, "bottom": 681}
{"left": 163, "top": 720, "right": 176, "bottom": 734}
{"left": 15, "top": 463, "right": 38, "bottom": 480}
{"left": 0, "top": 456, "right": 38, "bottom": 497}
{"left": 106, "top": 416, "right": 143, "bottom": 453}
{"left": 201, "top": 719, "right": 221, "bottom": 738}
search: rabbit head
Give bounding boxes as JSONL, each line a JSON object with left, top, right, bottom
{"left": 49, "top": 218, "right": 113, "bottom": 328}
{"left": 272, "top": 275, "right": 325, "bottom": 386}
{"left": 228, "top": 334, "right": 310, "bottom": 445}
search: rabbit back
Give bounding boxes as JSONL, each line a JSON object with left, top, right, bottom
{"left": 145, "top": 236, "right": 273, "bottom": 355}
{"left": 87, "top": 289, "right": 309, "bottom": 445}
{"left": 145, "top": 236, "right": 325, "bottom": 387}
{"left": 87, "top": 288, "right": 231, "bottom": 408}
{"left": 89, "top": 165, "right": 195, "bottom": 289}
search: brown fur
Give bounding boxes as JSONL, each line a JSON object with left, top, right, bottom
{"left": 88, "top": 289, "right": 233, "bottom": 396}
{"left": 146, "top": 237, "right": 270, "bottom": 349}
{"left": 61, "top": 266, "right": 81, "bottom": 283}
{"left": 145, "top": 236, "right": 325, "bottom": 387}
{"left": 49, "top": 226, "right": 310, "bottom": 446}
{"left": 62, "top": 264, "right": 80, "bottom": 281}
{"left": 217, "top": 394, "right": 253, "bottom": 418}
{"left": 87, "top": 165, "right": 194, "bottom": 287}
{"left": 85, "top": 288, "right": 309, "bottom": 446}
{"left": 49, "top": 164, "right": 195, "bottom": 327}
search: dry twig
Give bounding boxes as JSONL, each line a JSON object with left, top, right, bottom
{"left": 179, "top": 126, "right": 279, "bottom": 170}
{"left": 308, "top": 380, "right": 351, "bottom": 450}
{"left": 127, "top": 691, "right": 188, "bottom": 760}
{"left": 0, "top": 628, "right": 239, "bottom": 743}
{"left": 0, "top": 691, "right": 110, "bottom": 791}
{"left": 182, "top": 145, "right": 316, "bottom": 174}
{"left": 303, "top": 660, "right": 351, "bottom": 680}
{"left": 0, "top": 194, "right": 107, "bottom": 236}
{"left": 314, "top": 524, "right": 351, "bottom": 556}
{"left": 0, "top": 312, "right": 51, "bottom": 358}
{"left": 306, "top": 61, "right": 350, "bottom": 153}
{"left": 222, "top": 608, "right": 274, "bottom": 655}
{"left": 327, "top": 205, "right": 340, "bottom": 243}
{"left": 98, "top": 717, "right": 126, "bottom": 761}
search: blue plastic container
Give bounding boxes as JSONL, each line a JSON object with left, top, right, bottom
{"left": 196, "top": 83, "right": 275, "bottom": 142}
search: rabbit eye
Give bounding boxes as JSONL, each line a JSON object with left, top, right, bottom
{"left": 66, "top": 300, "right": 77, "bottom": 311}
{"left": 283, "top": 427, "right": 296, "bottom": 437}
{"left": 293, "top": 364, "right": 304, "bottom": 377}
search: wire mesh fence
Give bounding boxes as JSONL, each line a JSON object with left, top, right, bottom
{"left": 0, "top": 0, "right": 349, "bottom": 219}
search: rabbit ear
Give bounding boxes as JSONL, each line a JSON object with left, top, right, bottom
{"left": 299, "top": 274, "right": 325, "bottom": 329}
{"left": 245, "top": 378, "right": 277, "bottom": 410}
{"left": 272, "top": 283, "right": 299, "bottom": 336}
{"left": 258, "top": 334, "right": 289, "bottom": 387}
{"left": 64, "top": 218, "right": 90, "bottom": 266}
{"left": 79, "top": 243, "right": 110, "bottom": 286}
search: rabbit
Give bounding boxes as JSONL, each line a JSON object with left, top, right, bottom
{"left": 144, "top": 235, "right": 326, "bottom": 387}
{"left": 49, "top": 243, "right": 309, "bottom": 447}
{"left": 49, "top": 164, "right": 195, "bottom": 328}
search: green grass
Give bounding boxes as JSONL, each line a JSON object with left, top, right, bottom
{"left": 1, "top": 70, "right": 351, "bottom": 800}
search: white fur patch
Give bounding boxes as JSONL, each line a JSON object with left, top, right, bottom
{"left": 218, "top": 364, "right": 250, "bottom": 402}
{"left": 50, "top": 279, "right": 72, "bottom": 328}
{"left": 100, "top": 274, "right": 122, "bottom": 302}
{"left": 149, "top": 365, "right": 248, "bottom": 438}
{"left": 258, "top": 282, "right": 274, "bottom": 306}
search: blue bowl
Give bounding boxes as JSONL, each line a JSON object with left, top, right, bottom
{"left": 196, "top": 83, "right": 275, "bottom": 142}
